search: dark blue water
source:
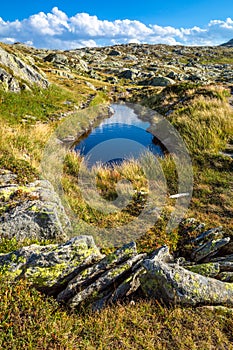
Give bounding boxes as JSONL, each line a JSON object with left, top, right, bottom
{"left": 75, "top": 104, "right": 163, "bottom": 166}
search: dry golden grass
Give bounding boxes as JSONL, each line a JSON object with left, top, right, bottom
{"left": 0, "top": 275, "right": 233, "bottom": 350}
{"left": 0, "top": 120, "right": 54, "bottom": 168}
{"left": 0, "top": 66, "right": 233, "bottom": 349}
{"left": 170, "top": 94, "right": 233, "bottom": 154}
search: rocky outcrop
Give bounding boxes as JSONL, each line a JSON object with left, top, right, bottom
{"left": 0, "top": 45, "right": 49, "bottom": 91}
{"left": 0, "top": 67, "right": 21, "bottom": 92}
{"left": 0, "top": 170, "right": 70, "bottom": 241}
{"left": 141, "top": 258, "right": 233, "bottom": 306}
{"left": 0, "top": 235, "right": 103, "bottom": 295}
{"left": 43, "top": 52, "right": 89, "bottom": 73}
{"left": 44, "top": 53, "right": 69, "bottom": 66}
{"left": 1, "top": 218, "right": 233, "bottom": 311}
{"left": 118, "top": 69, "right": 138, "bottom": 80}
{"left": 1, "top": 42, "right": 233, "bottom": 94}
{"left": 0, "top": 239, "right": 145, "bottom": 311}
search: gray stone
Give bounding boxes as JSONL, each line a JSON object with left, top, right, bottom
{"left": 68, "top": 253, "right": 144, "bottom": 308}
{"left": 0, "top": 175, "right": 71, "bottom": 241}
{"left": 0, "top": 235, "right": 103, "bottom": 295}
{"left": 217, "top": 272, "right": 233, "bottom": 283}
{"left": 0, "top": 46, "right": 49, "bottom": 89}
{"left": 85, "top": 81, "right": 96, "bottom": 90}
{"left": 191, "top": 237, "right": 231, "bottom": 262}
{"left": 57, "top": 242, "right": 138, "bottom": 303}
{"left": 44, "top": 53, "right": 68, "bottom": 66}
{"left": 91, "top": 266, "right": 145, "bottom": 311}
{"left": 0, "top": 169, "right": 18, "bottom": 184}
{"left": 211, "top": 254, "right": 233, "bottom": 263}
{"left": 141, "top": 76, "right": 175, "bottom": 87}
{"left": 108, "top": 49, "right": 121, "bottom": 56}
{"left": 149, "top": 245, "right": 174, "bottom": 263}
{"left": 191, "top": 226, "right": 223, "bottom": 245}
{"left": 118, "top": 69, "right": 138, "bottom": 80}
{"left": 185, "top": 262, "right": 220, "bottom": 278}
{"left": 0, "top": 67, "right": 21, "bottom": 92}
{"left": 219, "top": 262, "right": 233, "bottom": 271}
{"left": 74, "top": 59, "right": 89, "bottom": 72}
{"left": 141, "top": 258, "right": 233, "bottom": 306}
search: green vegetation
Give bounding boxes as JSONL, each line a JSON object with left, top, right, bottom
{"left": 141, "top": 85, "right": 233, "bottom": 242}
{"left": 0, "top": 85, "right": 76, "bottom": 125}
{"left": 0, "top": 43, "right": 233, "bottom": 348}
{"left": 0, "top": 273, "right": 233, "bottom": 349}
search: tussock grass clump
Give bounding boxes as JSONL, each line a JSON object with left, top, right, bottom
{"left": 62, "top": 153, "right": 150, "bottom": 229}
{"left": 0, "top": 120, "right": 54, "bottom": 182}
{"left": 170, "top": 94, "right": 233, "bottom": 154}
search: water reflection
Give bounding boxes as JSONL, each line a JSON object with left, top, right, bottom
{"left": 75, "top": 104, "right": 163, "bottom": 166}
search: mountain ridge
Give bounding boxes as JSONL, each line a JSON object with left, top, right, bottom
{"left": 221, "top": 38, "right": 233, "bottom": 47}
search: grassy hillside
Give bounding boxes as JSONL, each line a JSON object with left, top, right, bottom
{"left": 0, "top": 43, "right": 233, "bottom": 349}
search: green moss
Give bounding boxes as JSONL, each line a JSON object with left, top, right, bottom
{"left": 110, "top": 263, "right": 130, "bottom": 278}
{"left": 174, "top": 272, "right": 182, "bottom": 283}
{"left": 186, "top": 263, "right": 220, "bottom": 277}
{"left": 80, "top": 268, "right": 90, "bottom": 278}
{"left": 106, "top": 253, "right": 117, "bottom": 264}
{"left": 26, "top": 263, "right": 67, "bottom": 287}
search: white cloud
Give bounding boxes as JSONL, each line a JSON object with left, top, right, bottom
{"left": 2, "top": 37, "right": 16, "bottom": 44}
{"left": 0, "top": 8, "right": 232, "bottom": 49}
{"left": 209, "top": 17, "right": 233, "bottom": 29}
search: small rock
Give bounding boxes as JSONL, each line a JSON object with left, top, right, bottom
{"left": 191, "top": 237, "right": 231, "bottom": 262}
{"left": 140, "top": 76, "right": 175, "bottom": 87}
{"left": 108, "top": 49, "right": 121, "bottom": 56}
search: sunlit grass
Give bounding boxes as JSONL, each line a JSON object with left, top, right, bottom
{"left": 0, "top": 57, "right": 233, "bottom": 349}
{"left": 0, "top": 272, "right": 232, "bottom": 349}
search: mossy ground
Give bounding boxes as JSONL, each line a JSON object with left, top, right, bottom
{"left": 0, "top": 44, "right": 233, "bottom": 348}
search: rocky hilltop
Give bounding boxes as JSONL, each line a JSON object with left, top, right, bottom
{"left": 1, "top": 41, "right": 233, "bottom": 93}
{"left": 221, "top": 38, "right": 233, "bottom": 47}
{"left": 0, "top": 41, "right": 233, "bottom": 316}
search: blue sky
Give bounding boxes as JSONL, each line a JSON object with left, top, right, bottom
{"left": 0, "top": 1, "right": 233, "bottom": 48}
{"left": 1, "top": 0, "right": 233, "bottom": 26}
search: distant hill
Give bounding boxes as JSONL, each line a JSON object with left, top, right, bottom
{"left": 221, "top": 38, "right": 233, "bottom": 47}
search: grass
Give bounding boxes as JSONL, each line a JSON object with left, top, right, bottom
{"left": 138, "top": 84, "right": 233, "bottom": 239}
{"left": 0, "top": 85, "right": 78, "bottom": 125}
{"left": 0, "top": 273, "right": 233, "bottom": 349}
{"left": 169, "top": 94, "right": 233, "bottom": 154}
{"left": 0, "top": 44, "right": 233, "bottom": 348}
{"left": 62, "top": 151, "right": 172, "bottom": 244}
{"left": 188, "top": 154, "right": 233, "bottom": 236}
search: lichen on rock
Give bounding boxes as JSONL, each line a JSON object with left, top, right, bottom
{"left": 0, "top": 172, "right": 71, "bottom": 241}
